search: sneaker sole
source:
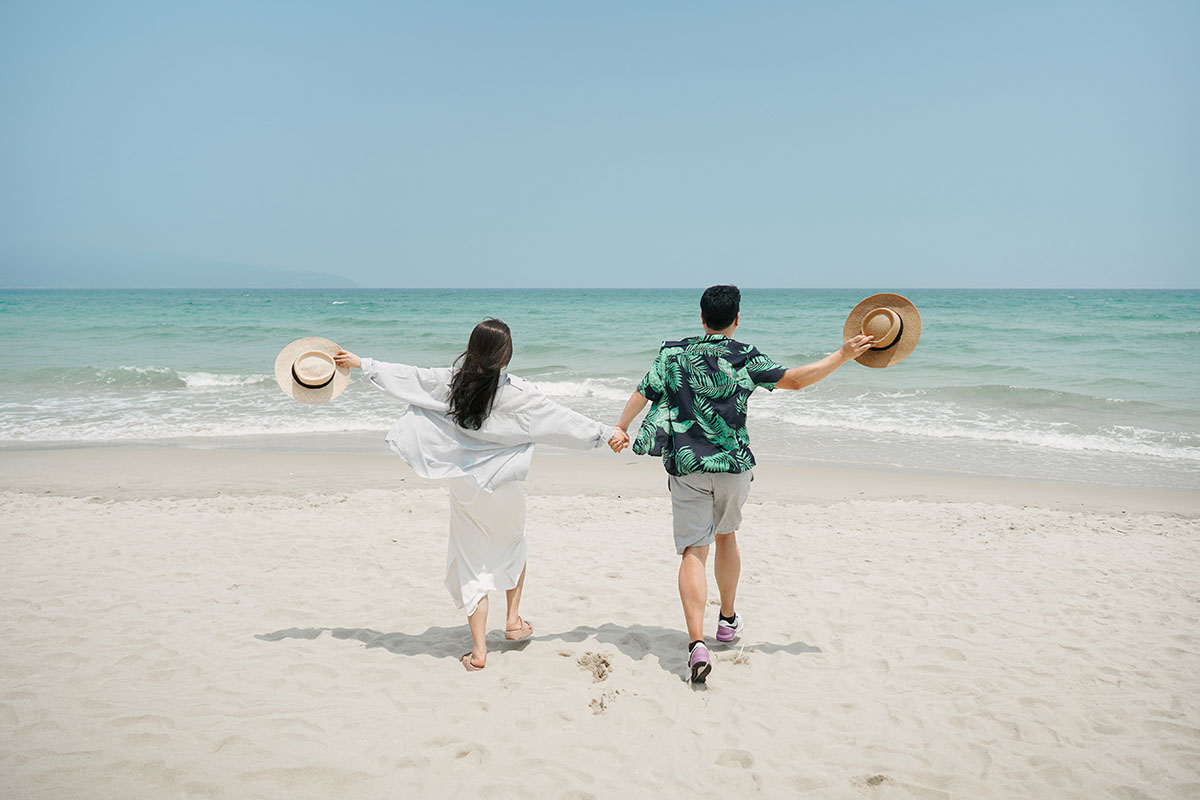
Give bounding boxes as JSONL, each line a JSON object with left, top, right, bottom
{"left": 716, "top": 623, "right": 744, "bottom": 643}
{"left": 690, "top": 660, "right": 712, "bottom": 684}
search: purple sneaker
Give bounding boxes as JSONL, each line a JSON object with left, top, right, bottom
{"left": 688, "top": 642, "right": 712, "bottom": 684}
{"left": 716, "top": 613, "right": 744, "bottom": 643}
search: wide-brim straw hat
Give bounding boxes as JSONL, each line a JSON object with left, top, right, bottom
{"left": 274, "top": 336, "right": 351, "bottom": 404}
{"left": 843, "top": 293, "right": 922, "bottom": 368}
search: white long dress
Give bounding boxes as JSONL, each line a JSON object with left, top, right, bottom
{"left": 360, "top": 358, "right": 612, "bottom": 614}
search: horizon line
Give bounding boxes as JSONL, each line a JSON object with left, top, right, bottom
{"left": 1, "top": 285, "right": 1197, "bottom": 292}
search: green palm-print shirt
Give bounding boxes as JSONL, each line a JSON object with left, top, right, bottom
{"left": 633, "top": 335, "right": 788, "bottom": 476}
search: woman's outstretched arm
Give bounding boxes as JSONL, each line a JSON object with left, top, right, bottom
{"left": 335, "top": 350, "right": 452, "bottom": 410}
{"left": 524, "top": 392, "right": 616, "bottom": 451}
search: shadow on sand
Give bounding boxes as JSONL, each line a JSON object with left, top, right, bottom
{"left": 257, "top": 622, "right": 821, "bottom": 682}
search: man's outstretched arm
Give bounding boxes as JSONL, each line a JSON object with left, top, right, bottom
{"left": 774, "top": 334, "right": 875, "bottom": 390}
{"left": 610, "top": 390, "right": 650, "bottom": 451}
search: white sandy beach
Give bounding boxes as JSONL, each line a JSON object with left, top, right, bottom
{"left": 2, "top": 448, "right": 1199, "bottom": 799}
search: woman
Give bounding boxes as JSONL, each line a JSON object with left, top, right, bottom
{"left": 334, "top": 319, "right": 618, "bottom": 671}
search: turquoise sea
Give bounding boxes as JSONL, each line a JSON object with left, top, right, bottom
{"left": 1, "top": 288, "right": 1198, "bottom": 490}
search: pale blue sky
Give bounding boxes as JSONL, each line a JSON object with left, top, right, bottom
{"left": 1, "top": 2, "right": 1196, "bottom": 288}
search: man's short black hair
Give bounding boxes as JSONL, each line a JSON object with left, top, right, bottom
{"left": 700, "top": 285, "right": 740, "bottom": 331}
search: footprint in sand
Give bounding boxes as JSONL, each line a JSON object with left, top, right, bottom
{"left": 577, "top": 651, "right": 612, "bottom": 683}
{"left": 589, "top": 690, "right": 621, "bottom": 714}
{"left": 715, "top": 749, "right": 754, "bottom": 768}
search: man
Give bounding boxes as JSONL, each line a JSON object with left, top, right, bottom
{"left": 610, "top": 285, "right": 874, "bottom": 684}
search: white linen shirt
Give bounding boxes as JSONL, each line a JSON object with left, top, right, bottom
{"left": 360, "top": 357, "right": 613, "bottom": 492}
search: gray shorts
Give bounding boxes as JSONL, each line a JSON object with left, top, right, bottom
{"left": 668, "top": 471, "right": 753, "bottom": 554}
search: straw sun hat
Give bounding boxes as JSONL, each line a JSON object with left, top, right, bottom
{"left": 843, "top": 293, "right": 922, "bottom": 368}
{"left": 274, "top": 337, "right": 351, "bottom": 404}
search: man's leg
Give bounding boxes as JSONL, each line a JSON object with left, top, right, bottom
{"left": 714, "top": 531, "right": 740, "bottom": 618}
{"left": 711, "top": 472, "right": 751, "bottom": 645}
{"left": 678, "top": 544, "right": 710, "bottom": 643}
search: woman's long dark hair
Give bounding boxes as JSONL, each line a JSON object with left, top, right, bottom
{"left": 448, "top": 318, "right": 513, "bottom": 430}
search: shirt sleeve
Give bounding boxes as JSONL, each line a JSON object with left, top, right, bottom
{"left": 636, "top": 348, "right": 667, "bottom": 402}
{"left": 359, "top": 357, "right": 453, "bottom": 410}
{"left": 745, "top": 348, "right": 788, "bottom": 391}
{"left": 524, "top": 392, "right": 613, "bottom": 450}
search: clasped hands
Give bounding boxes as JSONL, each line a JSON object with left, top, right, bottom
{"left": 608, "top": 426, "right": 630, "bottom": 453}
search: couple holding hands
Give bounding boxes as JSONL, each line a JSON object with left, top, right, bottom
{"left": 278, "top": 285, "right": 919, "bottom": 683}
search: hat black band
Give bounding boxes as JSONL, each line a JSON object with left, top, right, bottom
{"left": 869, "top": 317, "right": 904, "bottom": 351}
{"left": 292, "top": 364, "right": 334, "bottom": 389}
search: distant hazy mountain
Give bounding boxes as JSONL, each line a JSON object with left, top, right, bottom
{"left": 0, "top": 250, "right": 357, "bottom": 289}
